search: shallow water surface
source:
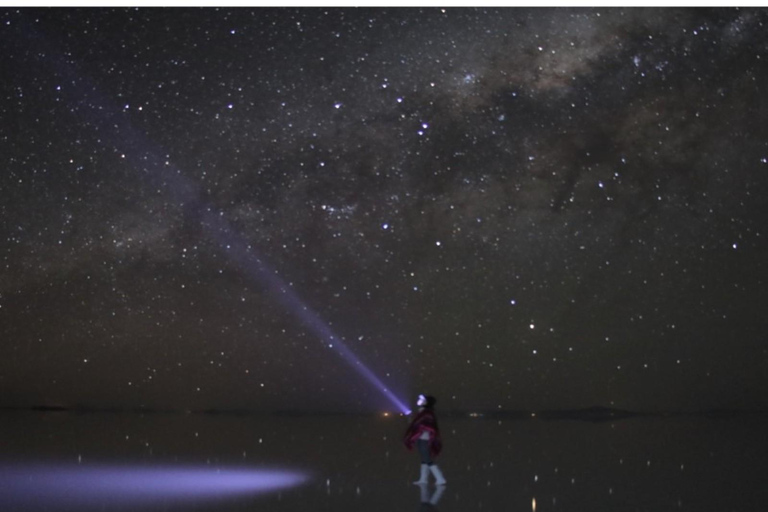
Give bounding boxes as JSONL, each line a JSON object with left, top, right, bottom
{"left": 1, "top": 411, "right": 766, "bottom": 511}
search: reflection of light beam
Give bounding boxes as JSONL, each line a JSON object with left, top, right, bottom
{"left": 5, "top": 17, "right": 411, "bottom": 415}
{"left": 0, "top": 462, "right": 309, "bottom": 509}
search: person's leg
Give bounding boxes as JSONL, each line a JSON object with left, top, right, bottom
{"left": 418, "top": 440, "right": 446, "bottom": 485}
{"left": 428, "top": 464, "right": 447, "bottom": 485}
{"left": 414, "top": 440, "right": 430, "bottom": 484}
{"left": 417, "top": 439, "right": 433, "bottom": 465}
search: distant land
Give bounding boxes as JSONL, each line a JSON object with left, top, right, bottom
{"left": 1, "top": 404, "right": 766, "bottom": 421}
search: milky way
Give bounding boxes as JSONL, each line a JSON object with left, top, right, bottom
{"left": 1, "top": 7, "right": 767, "bottom": 413}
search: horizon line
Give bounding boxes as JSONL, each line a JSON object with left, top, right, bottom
{"left": 2, "top": 404, "right": 767, "bottom": 419}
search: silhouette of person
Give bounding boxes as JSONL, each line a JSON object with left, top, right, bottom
{"left": 403, "top": 394, "right": 446, "bottom": 485}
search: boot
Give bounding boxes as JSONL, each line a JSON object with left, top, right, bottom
{"left": 413, "top": 464, "right": 429, "bottom": 484}
{"left": 429, "top": 464, "right": 447, "bottom": 485}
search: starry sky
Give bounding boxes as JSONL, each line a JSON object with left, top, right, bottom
{"left": 1, "top": 7, "right": 767, "bottom": 414}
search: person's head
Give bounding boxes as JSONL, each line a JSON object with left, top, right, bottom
{"left": 417, "top": 394, "right": 437, "bottom": 409}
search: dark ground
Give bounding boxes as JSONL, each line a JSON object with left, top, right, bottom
{"left": 1, "top": 410, "right": 767, "bottom": 511}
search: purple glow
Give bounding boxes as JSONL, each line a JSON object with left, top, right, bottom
{"left": 14, "top": 21, "right": 411, "bottom": 414}
{"left": 0, "top": 462, "right": 309, "bottom": 508}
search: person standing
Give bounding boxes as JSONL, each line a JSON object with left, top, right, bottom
{"left": 403, "top": 394, "right": 447, "bottom": 485}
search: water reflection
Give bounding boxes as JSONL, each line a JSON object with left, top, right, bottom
{"left": 0, "top": 462, "right": 309, "bottom": 510}
{"left": 0, "top": 411, "right": 766, "bottom": 511}
{"left": 417, "top": 482, "right": 445, "bottom": 510}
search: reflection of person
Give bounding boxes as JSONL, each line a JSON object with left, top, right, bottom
{"left": 418, "top": 482, "right": 445, "bottom": 510}
{"left": 403, "top": 394, "right": 447, "bottom": 485}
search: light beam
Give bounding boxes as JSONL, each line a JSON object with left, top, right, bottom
{"left": 6, "top": 17, "right": 411, "bottom": 415}
{"left": 200, "top": 208, "right": 412, "bottom": 414}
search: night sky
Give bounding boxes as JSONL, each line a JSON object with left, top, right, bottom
{"left": 1, "top": 7, "right": 767, "bottom": 414}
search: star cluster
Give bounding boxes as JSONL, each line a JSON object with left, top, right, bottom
{"left": 1, "top": 7, "right": 766, "bottom": 413}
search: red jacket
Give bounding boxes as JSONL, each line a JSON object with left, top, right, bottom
{"left": 403, "top": 408, "right": 443, "bottom": 457}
